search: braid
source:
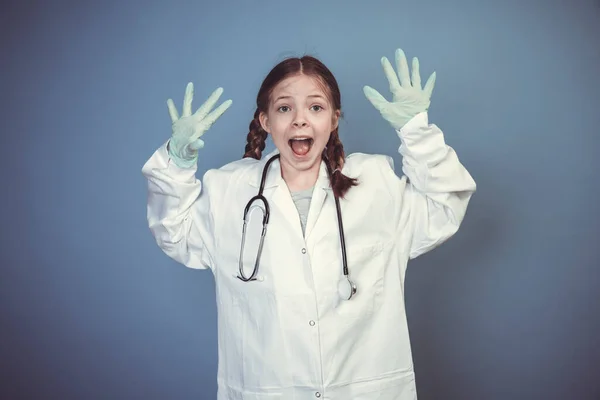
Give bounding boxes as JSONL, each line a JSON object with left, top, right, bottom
{"left": 243, "top": 109, "right": 268, "bottom": 159}
{"left": 325, "top": 127, "right": 358, "bottom": 198}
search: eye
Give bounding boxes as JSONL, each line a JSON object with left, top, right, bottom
{"left": 277, "top": 105, "right": 290, "bottom": 112}
{"left": 310, "top": 105, "right": 323, "bottom": 112}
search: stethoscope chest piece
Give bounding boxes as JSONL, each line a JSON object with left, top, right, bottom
{"left": 338, "top": 277, "right": 357, "bottom": 301}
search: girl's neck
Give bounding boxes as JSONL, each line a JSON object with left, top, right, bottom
{"left": 280, "top": 162, "right": 319, "bottom": 192}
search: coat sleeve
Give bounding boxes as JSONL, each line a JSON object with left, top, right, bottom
{"left": 141, "top": 140, "right": 217, "bottom": 270}
{"left": 380, "top": 112, "right": 477, "bottom": 259}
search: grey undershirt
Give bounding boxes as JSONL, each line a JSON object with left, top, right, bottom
{"left": 290, "top": 186, "right": 314, "bottom": 236}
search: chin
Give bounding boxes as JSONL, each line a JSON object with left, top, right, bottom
{"left": 282, "top": 147, "right": 324, "bottom": 169}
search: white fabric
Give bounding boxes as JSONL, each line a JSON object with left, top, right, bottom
{"left": 290, "top": 187, "right": 314, "bottom": 236}
{"left": 141, "top": 112, "right": 476, "bottom": 399}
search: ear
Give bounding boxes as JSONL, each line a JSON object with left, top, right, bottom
{"left": 332, "top": 109, "right": 341, "bottom": 130}
{"left": 259, "top": 111, "right": 270, "bottom": 133}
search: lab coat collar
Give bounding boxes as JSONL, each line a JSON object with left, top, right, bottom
{"left": 248, "top": 149, "right": 332, "bottom": 191}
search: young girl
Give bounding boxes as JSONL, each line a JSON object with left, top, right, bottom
{"left": 142, "top": 47, "right": 476, "bottom": 400}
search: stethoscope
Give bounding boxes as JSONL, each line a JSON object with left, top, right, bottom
{"left": 236, "top": 153, "right": 357, "bottom": 301}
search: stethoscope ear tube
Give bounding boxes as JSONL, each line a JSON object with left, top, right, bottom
{"left": 238, "top": 195, "right": 270, "bottom": 281}
{"left": 237, "top": 155, "right": 280, "bottom": 281}
{"left": 323, "top": 153, "right": 355, "bottom": 300}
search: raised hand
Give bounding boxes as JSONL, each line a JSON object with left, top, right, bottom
{"left": 167, "top": 82, "right": 232, "bottom": 168}
{"left": 363, "top": 48, "right": 435, "bottom": 130}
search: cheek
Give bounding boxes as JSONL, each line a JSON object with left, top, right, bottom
{"left": 266, "top": 112, "right": 284, "bottom": 129}
{"left": 268, "top": 118, "right": 286, "bottom": 133}
{"left": 314, "top": 118, "right": 335, "bottom": 137}
{"left": 267, "top": 120, "right": 288, "bottom": 144}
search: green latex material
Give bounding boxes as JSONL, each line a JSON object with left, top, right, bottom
{"left": 166, "top": 82, "right": 232, "bottom": 168}
{"left": 364, "top": 48, "right": 436, "bottom": 130}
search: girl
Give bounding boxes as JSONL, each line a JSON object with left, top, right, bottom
{"left": 142, "top": 47, "right": 476, "bottom": 400}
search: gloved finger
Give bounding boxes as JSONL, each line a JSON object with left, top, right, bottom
{"left": 411, "top": 57, "right": 422, "bottom": 90}
{"left": 381, "top": 57, "right": 401, "bottom": 96}
{"left": 395, "top": 49, "right": 411, "bottom": 88}
{"left": 363, "top": 86, "right": 389, "bottom": 111}
{"left": 188, "top": 138, "right": 205, "bottom": 151}
{"left": 423, "top": 71, "right": 436, "bottom": 98}
{"left": 182, "top": 82, "right": 194, "bottom": 117}
{"left": 167, "top": 98, "right": 179, "bottom": 123}
{"left": 194, "top": 87, "right": 224, "bottom": 121}
{"left": 202, "top": 99, "right": 233, "bottom": 127}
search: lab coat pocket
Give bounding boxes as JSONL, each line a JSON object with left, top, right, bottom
{"left": 333, "top": 240, "right": 390, "bottom": 320}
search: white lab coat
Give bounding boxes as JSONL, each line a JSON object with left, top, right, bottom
{"left": 142, "top": 112, "right": 476, "bottom": 399}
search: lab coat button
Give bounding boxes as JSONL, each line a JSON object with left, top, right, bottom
{"left": 315, "top": 392, "right": 321, "bottom": 398}
{"left": 257, "top": 276, "right": 264, "bottom": 282}
{"left": 309, "top": 320, "right": 315, "bottom": 326}
{"left": 301, "top": 248, "right": 307, "bottom": 254}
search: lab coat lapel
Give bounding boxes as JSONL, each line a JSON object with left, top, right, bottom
{"left": 271, "top": 183, "right": 304, "bottom": 238}
{"left": 304, "top": 186, "right": 327, "bottom": 240}
{"left": 248, "top": 150, "right": 303, "bottom": 237}
{"left": 256, "top": 153, "right": 333, "bottom": 240}
{"left": 304, "top": 161, "right": 331, "bottom": 241}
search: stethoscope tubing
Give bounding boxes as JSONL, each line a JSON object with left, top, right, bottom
{"left": 237, "top": 152, "right": 356, "bottom": 300}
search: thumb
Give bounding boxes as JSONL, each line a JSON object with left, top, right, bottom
{"left": 363, "top": 86, "right": 389, "bottom": 111}
{"left": 188, "top": 138, "right": 205, "bottom": 151}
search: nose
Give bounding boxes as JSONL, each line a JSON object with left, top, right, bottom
{"left": 293, "top": 120, "right": 308, "bottom": 128}
{"left": 292, "top": 111, "right": 308, "bottom": 128}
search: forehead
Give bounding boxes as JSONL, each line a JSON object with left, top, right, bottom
{"left": 271, "top": 74, "right": 328, "bottom": 99}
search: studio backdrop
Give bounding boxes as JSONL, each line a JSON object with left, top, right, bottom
{"left": 1, "top": 0, "right": 599, "bottom": 399}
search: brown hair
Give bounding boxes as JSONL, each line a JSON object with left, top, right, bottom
{"left": 243, "top": 55, "right": 358, "bottom": 198}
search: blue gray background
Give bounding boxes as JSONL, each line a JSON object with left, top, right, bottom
{"left": 1, "top": 0, "right": 599, "bottom": 399}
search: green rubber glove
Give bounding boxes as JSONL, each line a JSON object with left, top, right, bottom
{"left": 166, "top": 82, "right": 232, "bottom": 168}
{"left": 363, "top": 48, "right": 436, "bottom": 130}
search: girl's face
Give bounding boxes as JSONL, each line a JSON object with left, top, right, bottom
{"left": 259, "top": 74, "right": 340, "bottom": 175}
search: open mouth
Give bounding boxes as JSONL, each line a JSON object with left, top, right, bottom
{"left": 288, "top": 137, "right": 314, "bottom": 157}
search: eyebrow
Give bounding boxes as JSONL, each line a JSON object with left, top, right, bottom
{"left": 273, "top": 94, "right": 327, "bottom": 102}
